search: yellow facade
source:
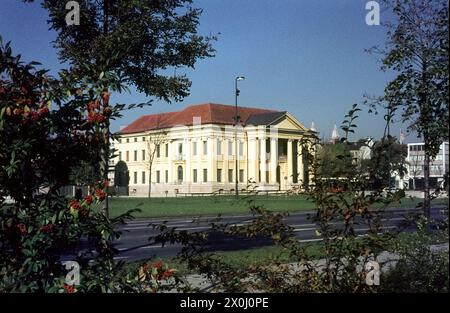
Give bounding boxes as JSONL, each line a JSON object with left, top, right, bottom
{"left": 111, "top": 111, "right": 315, "bottom": 197}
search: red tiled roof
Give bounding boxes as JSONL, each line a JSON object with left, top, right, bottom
{"left": 120, "top": 103, "right": 277, "bottom": 134}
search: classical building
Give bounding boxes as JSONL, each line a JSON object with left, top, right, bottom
{"left": 110, "top": 103, "right": 316, "bottom": 197}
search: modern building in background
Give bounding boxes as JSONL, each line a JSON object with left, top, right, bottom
{"left": 406, "top": 141, "right": 449, "bottom": 190}
{"left": 111, "top": 103, "right": 316, "bottom": 196}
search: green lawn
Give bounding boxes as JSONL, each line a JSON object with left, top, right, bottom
{"left": 108, "top": 194, "right": 448, "bottom": 219}
{"left": 109, "top": 195, "right": 315, "bottom": 218}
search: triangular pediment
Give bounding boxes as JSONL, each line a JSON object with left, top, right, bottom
{"left": 270, "top": 113, "right": 308, "bottom": 131}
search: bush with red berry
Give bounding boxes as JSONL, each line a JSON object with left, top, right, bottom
{"left": 0, "top": 38, "right": 145, "bottom": 292}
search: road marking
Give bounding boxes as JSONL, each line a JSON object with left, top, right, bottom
{"left": 293, "top": 227, "right": 317, "bottom": 232}
{"left": 113, "top": 256, "right": 130, "bottom": 260}
{"left": 381, "top": 217, "right": 404, "bottom": 221}
{"left": 355, "top": 226, "right": 397, "bottom": 232}
{"left": 298, "top": 238, "right": 323, "bottom": 243}
{"left": 122, "top": 226, "right": 151, "bottom": 230}
{"left": 139, "top": 245, "right": 165, "bottom": 250}
{"left": 291, "top": 223, "right": 316, "bottom": 227}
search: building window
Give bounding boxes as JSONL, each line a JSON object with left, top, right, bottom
{"left": 193, "top": 141, "right": 197, "bottom": 156}
{"left": 228, "top": 169, "right": 233, "bottom": 182}
{"left": 134, "top": 150, "right": 137, "bottom": 161}
{"left": 165, "top": 143, "right": 168, "bottom": 157}
{"left": 203, "top": 141, "right": 207, "bottom": 155}
{"left": 142, "top": 150, "right": 145, "bottom": 161}
{"left": 203, "top": 169, "right": 207, "bottom": 182}
{"left": 126, "top": 138, "right": 129, "bottom": 143}
{"left": 142, "top": 171, "right": 146, "bottom": 184}
{"left": 119, "top": 139, "right": 122, "bottom": 143}
{"left": 239, "top": 142, "right": 244, "bottom": 156}
{"left": 142, "top": 137, "right": 146, "bottom": 141}
{"left": 165, "top": 170, "right": 168, "bottom": 183}
{"left": 156, "top": 145, "right": 160, "bottom": 158}
{"left": 217, "top": 169, "right": 222, "bottom": 182}
{"left": 239, "top": 169, "right": 244, "bottom": 183}
{"left": 133, "top": 172, "right": 137, "bottom": 184}
{"left": 156, "top": 170, "right": 160, "bottom": 183}
{"left": 126, "top": 151, "right": 129, "bottom": 162}
{"left": 119, "top": 151, "right": 122, "bottom": 161}
{"left": 217, "top": 139, "right": 222, "bottom": 155}
{"left": 178, "top": 143, "right": 183, "bottom": 154}
{"left": 134, "top": 138, "right": 137, "bottom": 142}
{"left": 177, "top": 165, "right": 183, "bottom": 183}
{"left": 228, "top": 141, "right": 233, "bottom": 156}
{"left": 193, "top": 169, "right": 198, "bottom": 183}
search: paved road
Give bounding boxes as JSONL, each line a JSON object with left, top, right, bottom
{"left": 113, "top": 207, "right": 448, "bottom": 262}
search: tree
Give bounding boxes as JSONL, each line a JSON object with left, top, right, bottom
{"left": 69, "top": 160, "right": 101, "bottom": 190}
{"left": 317, "top": 142, "right": 353, "bottom": 178}
{"left": 408, "top": 154, "right": 423, "bottom": 190}
{"left": 371, "top": 0, "right": 449, "bottom": 217}
{"left": 24, "top": 0, "right": 216, "bottom": 215}
{"left": 145, "top": 118, "right": 167, "bottom": 198}
{"left": 368, "top": 136, "right": 407, "bottom": 190}
{"left": 0, "top": 39, "right": 138, "bottom": 292}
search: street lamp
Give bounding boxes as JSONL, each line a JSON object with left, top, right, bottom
{"left": 235, "top": 76, "right": 245, "bottom": 199}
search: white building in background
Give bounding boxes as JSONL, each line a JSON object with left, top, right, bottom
{"left": 109, "top": 103, "right": 317, "bottom": 197}
{"left": 406, "top": 142, "right": 449, "bottom": 190}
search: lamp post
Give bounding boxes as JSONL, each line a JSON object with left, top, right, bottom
{"left": 235, "top": 76, "right": 245, "bottom": 199}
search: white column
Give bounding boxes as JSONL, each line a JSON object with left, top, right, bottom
{"left": 185, "top": 139, "right": 191, "bottom": 183}
{"left": 167, "top": 140, "right": 172, "bottom": 183}
{"left": 297, "top": 140, "right": 304, "bottom": 185}
{"left": 287, "top": 139, "right": 293, "bottom": 184}
{"left": 208, "top": 137, "right": 214, "bottom": 182}
{"left": 260, "top": 138, "right": 267, "bottom": 183}
{"left": 248, "top": 138, "right": 258, "bottom": 183}
{"left": 223, "top": 139, "right": 229, "bottom": 182}
{"left": 270, "top": 138, "right": 278, "bottom": 184}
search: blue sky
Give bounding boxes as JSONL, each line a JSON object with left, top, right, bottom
{"left": 0, "top": 0, "right": 412, "bottom": 141}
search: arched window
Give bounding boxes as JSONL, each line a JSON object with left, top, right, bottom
{"left": 177, "top": 165, "right": 183, "bottom": 183}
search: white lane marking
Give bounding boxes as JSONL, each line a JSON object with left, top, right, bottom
{"left": 139, "top": 245, "right": 165, "bottom": 250}
{"left": 381, "top": 217, "right": 404, "bottom": 221}
{"left": 122, "top": 226, "right": 149, "bottom": 230}
{"left": 125, "top": 220, "right": 193, "bottom": 226}
{"left": 298, "top": 238, "right": 323, "bottom": 243}
{"left": 355, "top": 226, "right": 397, "bottom": 232}
{"left": 293, "top": 227, "right": 317, "bottom": 232}
{"left": 122, "top": 223, "right": 198, "bottom": 230}
{"left": 113, "top": 256, "right": 130, "bottom": 260}
{"left": 125, "top": 218, "right": 194, "bottom": 225}
{"left": 291, "top": 223, "right": 316, "bottom": 227}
